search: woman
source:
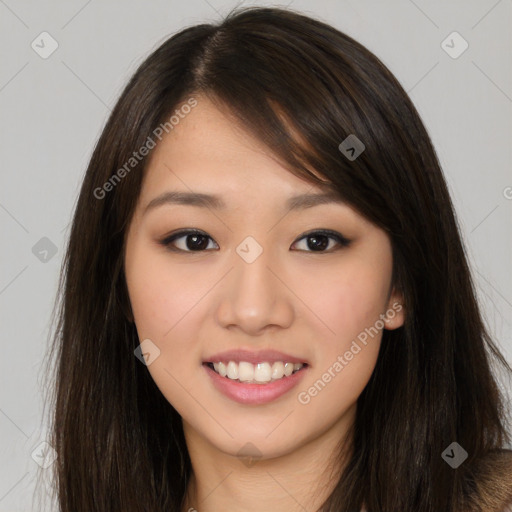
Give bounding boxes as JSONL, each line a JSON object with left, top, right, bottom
{"left": 43, "top": 6, "right": 512, "bottom": 511}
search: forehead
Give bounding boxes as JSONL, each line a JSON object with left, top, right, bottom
{"left": 133, "top": 97, "right": 372, "bottom": 232}
{"left": 139, "top": 96, "right": 332, "bottom": 205}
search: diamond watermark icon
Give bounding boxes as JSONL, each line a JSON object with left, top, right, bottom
{"left": 31, "top": 31, "right": 59, "bottom": 59}
{"left": 31, "top": 441, "right": 57, "bottom": 469}
{"left": 236, "top": 236, "right": 263, "bottom": 264}
{"left": 338, "top": 134, "right": 365, "bottom": 161}
{"left": 32, "top": 237, "right": 58, "bottom": 263}
{"left": 441, "top": 31, "right": 468, "bottom": 59}
{"left": 237, "top": 442, "right": 263, "bottom": 468}
{"left": 134, "top": 338, "right": 161, "bottom": 366}
{"left": 441, "top": 442, "right": 468, "bottom": 468}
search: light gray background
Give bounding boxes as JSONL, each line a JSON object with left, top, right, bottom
{"left": 1, "top": 0, "right": 511, "bottom": 510}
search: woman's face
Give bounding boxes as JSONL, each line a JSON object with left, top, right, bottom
{"left": 124, "top": 96, "right": 404, "bottom": 462}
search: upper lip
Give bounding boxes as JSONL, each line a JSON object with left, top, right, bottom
{"left": 204, "top": 349, "right": 309, "bottom": 365}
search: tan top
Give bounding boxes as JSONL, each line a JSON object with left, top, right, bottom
{"left": 463, "top": 449, "right": 512, "bottom": 512}
{"left": 359, "top": 449, "right": 512, "bottom": 512}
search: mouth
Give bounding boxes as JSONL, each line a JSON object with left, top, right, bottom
{"left": 203, "top": 360, "right": 308, "bottom": 385}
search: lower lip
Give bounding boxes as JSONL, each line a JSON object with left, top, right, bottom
{"left": 203, "top": 363, "right": 308, "bottom": 405}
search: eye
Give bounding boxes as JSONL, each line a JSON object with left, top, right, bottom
{"left": 291, "top": 230, "right": 351, "bottom": 253}
{"left": 160, "top": 229, "right": 219, "bottom": 252}
{"left": 159, "top": 228, "right": 351, "bottom": 253}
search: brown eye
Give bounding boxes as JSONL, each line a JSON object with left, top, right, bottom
{"left": 161, "top": 230, "right": 219, "bottom": 252}
{"left": 291, "top": 230, "right": 351, "bottom": 253}
{"left": 160, "top": 228, "right": 351, "bottom": 253}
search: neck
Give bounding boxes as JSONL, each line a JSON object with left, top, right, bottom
{"left": 181, "top": 408, "right": 355, "bottom": 512}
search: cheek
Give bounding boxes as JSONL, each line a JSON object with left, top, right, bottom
{"left": 295, "top": 273, "right": 385, "bottom": 419}
{"left": 296, "top": 337, "right": 380, "bottom": 433}
{"left": 294, "top": 257, "right": 391, "bottom": 347}
{"left": 292, "top": 255, "right": 390, "bottom": 409}
{"left": 126, "top": 241, "right": 207, "bottom": 339}
{"left": 125, "top": 243, "right": 209, "bottom": 411}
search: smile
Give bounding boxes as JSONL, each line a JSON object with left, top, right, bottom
{"left": 206, "top": 360, "right": 307, "bottom": 384}
{"left": 203, "top": 361, "right": 309, "bottom": 405}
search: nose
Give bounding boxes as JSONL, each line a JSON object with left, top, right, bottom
{"left": 214, "top": 242, "right": 295, "bottom": 336}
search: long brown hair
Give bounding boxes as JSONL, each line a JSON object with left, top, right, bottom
{"left": 41, "top": 6, "right": 511, "bottom": 511}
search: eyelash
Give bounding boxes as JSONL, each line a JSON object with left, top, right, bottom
{"left": 159, "top": 229, "right": 351, "bottom": 253}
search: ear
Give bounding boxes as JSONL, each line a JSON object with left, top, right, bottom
{"left": 383, "top": 287, "right": 405, "bottom": 330}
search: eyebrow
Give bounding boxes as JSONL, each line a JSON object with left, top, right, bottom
{"left": 143, "top": 189, "right": 345, "bottom": 215}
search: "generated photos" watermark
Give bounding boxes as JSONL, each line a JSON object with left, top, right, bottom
{"left": 297, "top": 302, "right": 403, "bottom": 404}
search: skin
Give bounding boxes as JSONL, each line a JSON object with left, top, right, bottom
{"left": 124, "top": 95, "right": 405, "bottom": 512}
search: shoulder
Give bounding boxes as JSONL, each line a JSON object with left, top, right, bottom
{"left": 463, "top": 449, "right": 512, "bottom": 512}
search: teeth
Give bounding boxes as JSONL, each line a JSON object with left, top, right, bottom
{"left": 271, "top": 361, "right": 284, "bottom": 379}
{"left": 226, "top": 361, "right": 238, "bottom": 380}
{"left": 211, "top": 360, "right": 305, "bottom": 384}
{"left": 216, "top": 361, "right": 227, "bottom": 377}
